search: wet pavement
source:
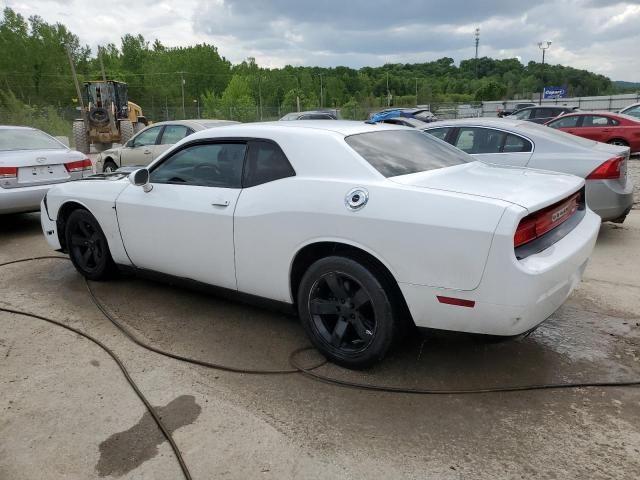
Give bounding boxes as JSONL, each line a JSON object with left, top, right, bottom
{"left": 1, "top": 204, "right": 639, "bottom": 479}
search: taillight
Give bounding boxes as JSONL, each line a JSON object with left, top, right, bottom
{"left": 64, "top": 159, "right": 92, "bottom": 173}
{"left": 0, "top": 167, "right": 17, "bottom": 178}
{"left": 514, "top": 192, "right": 581, "bottom": 248}
{"left": 586, "top": 156, "right": 623, "bottom": 180}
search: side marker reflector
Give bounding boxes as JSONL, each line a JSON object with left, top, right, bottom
{"left": 437, "top": 296, "right": 475, "bottom": 308}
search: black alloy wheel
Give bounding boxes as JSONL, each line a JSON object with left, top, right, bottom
{"left": 65, "top": 209, "right": 115, "bottom": 280}
{"left": 298, "top": 256, "right": 396, "bottom": 369}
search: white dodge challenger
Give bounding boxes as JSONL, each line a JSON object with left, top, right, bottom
{"left": 40, "top": 121, "right": 600, "bottom": 368}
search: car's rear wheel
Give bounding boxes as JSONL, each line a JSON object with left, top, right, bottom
{"left": 65, "top": 209, "right": 115, "bottom": 281}
{"left": 297, "top": 256, "right": 396, "bottom": 369}
{"left": 607, "top": 138, "right": 629, "bottom": 147}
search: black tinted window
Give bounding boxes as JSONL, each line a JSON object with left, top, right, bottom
{"left": 150, "top": 143, "right": 246, "bottom": 188}
{"left": 244, "top": 141, "right": 295, "bottom": 187}
{"left": 345, "top": 130, "right": 469, "bottom": 178}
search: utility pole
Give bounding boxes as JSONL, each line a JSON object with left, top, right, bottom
{"left": 179, "top": 71, "right": 186, "bottom": 118}
{"left": 98, "top": 47, "right": 107, "bottom": 83}
{"left": 386, "top": 72, "right": 390, "bottom": 107}
{"left": 65, "top": 44, "right": 85, "bottom": 113}
{"left": 474, "top": 28, "right": 480, "bottom": 78}
{"left": 538, "top": 41, "right": 552, "bottom": 105}
{"left": 258, "top": 76, "right": 263, "bottom": 120}
{"left": 415, "top": 78, "right": 419, "bottom": 105}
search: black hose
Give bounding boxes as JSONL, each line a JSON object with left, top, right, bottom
{"left": 0, "top": 305, "right": 193, "bottom": 480}
{"left": 2, "top": 255, "right": 640, "bottom": 480}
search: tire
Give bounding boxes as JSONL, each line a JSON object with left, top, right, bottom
{"left": 88, "top": 107, "right": 110, "bottom": 126}
{"left": 103, "top": 159, "right": 118, "bottom": 173}
{"left": 72, "top": 121, "right": 90, "bottom": 154}
{"left": 607, "top": 139, "right": 629, "bottom": 147}
{"left": 134, "top": 122, "right": 145, "bottom": 133}
{"left": 297, "top": 256, "right": 396, "bottom": 369}
{"left": 65, "top": 209, "right": 115, "bottom": 281}
{"left": 119, "top": 120, "right": 134, "bottom": 145}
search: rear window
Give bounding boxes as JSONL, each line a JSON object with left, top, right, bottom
{"left": 0, "top": 128, "right": 65, "bottom": 151}
{"left": 345, "top": 130, "right": 469, "bottom": 178}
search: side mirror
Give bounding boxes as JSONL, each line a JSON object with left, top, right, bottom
{"left": 129, "top": 169, "right": 152, "bottom": 192}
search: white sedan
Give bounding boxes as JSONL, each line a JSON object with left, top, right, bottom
{"left": 1, "top": 126, "right": 92, "bottom": 214}
{"left": 41, "top": 121, "right": 600, "bottom": 368}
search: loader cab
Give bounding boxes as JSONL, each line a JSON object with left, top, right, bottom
{"left": 84, "top": 81, "right": 129, "bottom": 120}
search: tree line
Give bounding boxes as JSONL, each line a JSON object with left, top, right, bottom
{"left": 0, "top": 6, "right": 619, "bottom": 127}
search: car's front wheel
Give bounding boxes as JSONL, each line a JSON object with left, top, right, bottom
{"left": 297, "top": 256, "right": 396, "bottom": 369}
{"left": 65, "top": 209, "right": 115, "bottom": 281}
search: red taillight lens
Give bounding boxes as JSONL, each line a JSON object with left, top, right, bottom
{"left": 0, "top": 166, "right": 18, "bottom": 178}
{"left": 514, "top": 192, "right": 581, "bottom": 248}
{"left": 437, "top": 296, "right": 475, "bottom": 308}
{"left": 64, "top": 159, "right": 92, "bottom": 173}
{"left": 586, "top": 156, "right": 623, "bottom": 180}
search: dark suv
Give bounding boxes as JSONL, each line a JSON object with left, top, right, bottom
{"left": 509, "top": 105, "right": 578, "bottom": 124}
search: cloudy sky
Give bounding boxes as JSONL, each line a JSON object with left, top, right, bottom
{"left": 3, "top": 0, "right": 640, "bottom": 80}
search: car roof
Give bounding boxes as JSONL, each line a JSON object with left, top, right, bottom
{"left": 146, "top": 119, "right": 237, "bottom": 129}
{"left": 187, "top": 120, "right": 407, "bottom": 140}
{"left": 423, "top": 118, "right": 534, "bottom": 129}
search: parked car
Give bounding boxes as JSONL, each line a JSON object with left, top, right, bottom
{"left": 423, "top": 118, "right": 634, "bottom": 223}
{"left": 279, "top": 110, "right": 338, "bottom": 120}
{"left": 619, "top": 102, "right": 640, "bottom": 119}
{"left": 497, "top": 102, "right": 537, "bottom": 118}
{"left": 0, "top": 126, "right": 91, "bottom": 214}
{"left": 41, "top": 121, "right": 599, "bottom": 368}
{"left": 368, "top": 110, "right": 431, "bottom": 128}
{"left": 508, "top": 105, "right": 578, "bottom": 124}
{"left": 545, "top": 111, "right": 640, "bottom": 153}
{"left": 96, "top": 119, "right": 238, "bottom": 172}
{"left": 379, "top": 117, "right": 431, "bottom": 128}
{"left": 373, "top": 107, "right": 438, "bottom": 123}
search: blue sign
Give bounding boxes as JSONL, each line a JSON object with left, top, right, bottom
{"left": 543, "top": 86, "right": 567, "bottom": 99}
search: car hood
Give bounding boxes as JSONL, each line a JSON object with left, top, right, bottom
{"left": 390, "top": 161, "right": 584, "bottom": 213}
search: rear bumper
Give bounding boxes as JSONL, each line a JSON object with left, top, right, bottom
{"left": 0, "top": 184, "right": 52, "bottom": 214}
{"left": 586, "top": 177, "right": 634, "bottom": 222}
{"left": 400, "top": 208, "right": 601, "bottom": 336}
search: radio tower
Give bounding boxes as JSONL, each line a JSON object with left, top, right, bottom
{"left": 474, "top": 28, "right": 480, "bottom": 77}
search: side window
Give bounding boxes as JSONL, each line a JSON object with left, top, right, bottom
{"left": 455, "top": 128, "right": 505, "bottom": 154}
{"left": 243, "top": 141, "right": 295, "bottom": 187}
{"left": 624, "top": 106, "right": 640, "bottom": 119}
{"left": 424, "top": 127, "right": 450, "bottom": 141}
{"left": 454, "top": 128, "right": 476, "bottom": 153}
{"left": 503, "top": 134, "right": 533, "bottom": 153}
{"left": 149, "top": 143, "right": 246, "bottom": 188}
{"left": 132, "top": 126, "right": 162, "bottom": 147}
{"left": 160, "top": 125, "right": 191, "bottom": 144}
{"left": 582, "top": 115, "right": 614, "bottom": 127}
{"left": 548, "top": 116, "right": 580, "bottom": 128}
{"left": 512, "top": 109, "right": 531, "bottom": 120}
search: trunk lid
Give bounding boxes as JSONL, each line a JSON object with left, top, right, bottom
{"left": 390, "top": 161, "right": 584, "bottom": 213}
{"left": 0, "top": 148, "right": 87, "bottom": 188}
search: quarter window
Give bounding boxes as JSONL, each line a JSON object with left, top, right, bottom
{"left": 161, "top": 125, "right": 191, "bottom": 144}
{"left": 150, "top": 143, "right": 246, "bottom": 188}
{"left": 243, "top": 141, "right": 295, "bottom": 187}
{"left": 503, "top": 134, "right": 532, "bottom": 153}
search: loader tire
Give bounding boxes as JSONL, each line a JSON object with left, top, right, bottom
{"left": 73, "top": 121, "right": 90, "bottom": 154}
{"left": 119, "top": 120, "right": 134, "bottom": 145}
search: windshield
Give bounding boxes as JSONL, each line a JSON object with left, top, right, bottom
{"left": 0, "top": 128, "right": 66, "bottom": 151}
{"left": 345, "top": 129, "right": 469, "bottom": 178}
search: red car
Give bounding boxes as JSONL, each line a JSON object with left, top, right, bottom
{"left": 545, "top": 111, "right": 640, "bottom": 153}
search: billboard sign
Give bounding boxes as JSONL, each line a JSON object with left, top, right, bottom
{"left": 543, "top": 86, "right": 567, "bottom": 99}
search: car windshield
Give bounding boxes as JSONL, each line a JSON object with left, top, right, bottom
{"left": 0, "top": 128, "right": 65, "bottom": 151}
{"left": 345, "top": 129, "right": 469, "bottom": 178}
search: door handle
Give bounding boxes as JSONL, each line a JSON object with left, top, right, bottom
{"left": 211, "top": 199, "right": 230, "bottom": 207}
{"left": 143, "top": 148, "right": 152, "bottom": 154}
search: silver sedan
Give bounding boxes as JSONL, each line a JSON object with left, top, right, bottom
{"left": 423, "top": 118, "right": 634, "bottom": 222}
{"left": 0, "top": 126, "right": 91, "bottom": 214}
{"left": 96, "top": 119, "right": 238, "bottom": 172}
